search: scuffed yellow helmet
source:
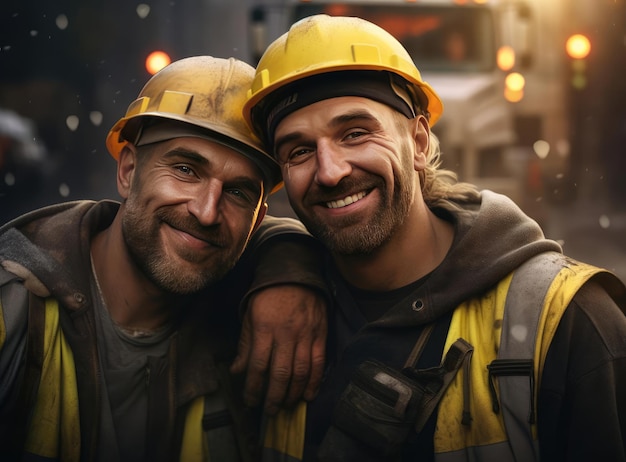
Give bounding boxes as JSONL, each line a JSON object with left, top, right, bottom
{"left": 244, "top": 14, "right": 443, "bottom": 144}
{"left": 107, "top": 56, "right": 282, "bottom": 192}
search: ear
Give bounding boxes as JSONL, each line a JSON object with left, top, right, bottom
{"left": 250, "top": 202, "right": 268, "bottom": 236}
{"left": 117, "top": 144, "right": 138, "bottom": 200}
{"left": 412, "top": 115, "right": 430, "bottom": 171}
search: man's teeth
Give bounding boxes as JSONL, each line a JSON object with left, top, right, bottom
{"left": 326, "top": 191, "right": 367, "bottom": 209}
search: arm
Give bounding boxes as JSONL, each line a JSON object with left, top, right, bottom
{"left": 0, "top": 270, "right": 30, "bottom": 451}
{"left": 231, "top": 215, "right": 329, "bottom": 414}
{"left": 538, "top": 279, "right": 626, "bottom": 461}
{"left": 0, "top": 270, "right": 29, "bottom": 406}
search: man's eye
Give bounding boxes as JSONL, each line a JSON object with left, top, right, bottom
{"left": 283, "top": 147, "right": 313, "bottom": 165}
{"left": 290, "top": 148, "right": 311, "bottom": 158}
{"left": 226, "top": 188, "right": 257, "bottom": 205}
{"left": 345, "top": 130, "right": 367, "bottom": 140}
{"left": 175, "top": 165, "right": 194, "bottom": 176}
{"left": 227, "top": 188, "right": 243, "bottom": 197}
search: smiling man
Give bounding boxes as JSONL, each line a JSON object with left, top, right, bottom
{"left": 0, "top": 56, "right": 327, "bottom": 461}
{"left": 244, "top": 15, "right": 626, "bottom": 462}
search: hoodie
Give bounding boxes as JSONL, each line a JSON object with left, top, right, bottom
{"left": 303, "top": 191, "right": 626, "bottom": 461}
{"left": 0, "top": 200, "right": 325, "bottom": 461}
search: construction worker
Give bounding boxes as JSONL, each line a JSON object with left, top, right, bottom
{"left": 0, "top": 56, "right": 327, "bottom": 461}
{"left": 243, "top": 15, "right": 626, "bottom": 461}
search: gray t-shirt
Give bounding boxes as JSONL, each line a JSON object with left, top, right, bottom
{"left": 91, "top": 267, "right": 174, "bottom": 462}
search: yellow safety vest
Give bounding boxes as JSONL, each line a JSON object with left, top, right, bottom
{"left": 14, "top": 298, "right": 247, "bottom": 462}
{"left": 262, "top": 253, "right": 623, "bottom": 461}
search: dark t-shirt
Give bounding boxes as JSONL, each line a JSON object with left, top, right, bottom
{"left": 91, "top": 265, "right": 174, "bottom": 462}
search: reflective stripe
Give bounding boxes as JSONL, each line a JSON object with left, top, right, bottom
{"left": 535, "top": 258, "right": 608, "bottom": 381}
{"left": 262, "top": 401, "right": 307, "bottom": 461}
{"left": 24, "top": 298, "right": 80, "bottom": 461}
{"left": 436, "top": 252, "right": 608, "bottom": 461}
{"left": 495, "top": 253, "right": 564, "bottom": 461}
{"left": 19, "top": 297, "right": 247, "bottom": 462}
{"left": 180, "top": 397, "right": 207, "bottom": 462}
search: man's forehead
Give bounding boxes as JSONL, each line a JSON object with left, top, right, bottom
{"left": 276, "top": 96, "right": 389, "bottom": 132}
{"left": 159, "top": 137, "right": 261, "bottom": 173}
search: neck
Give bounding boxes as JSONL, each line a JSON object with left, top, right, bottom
{"left": 334, "top": 201, "right": 454, "bottom": 291}
{"left": 90, "top": 213, "right": 180, "bottom": 332}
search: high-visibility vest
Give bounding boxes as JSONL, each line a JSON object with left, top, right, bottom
{"left": 4, "top": 296, "right": 253, "bottom": 461}
{"left": 262, "top": 253, "right": 625, "bottom": 461}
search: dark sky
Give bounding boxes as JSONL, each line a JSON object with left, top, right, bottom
{"left": 0, "top": 0, "right": 173, "bottom": 210}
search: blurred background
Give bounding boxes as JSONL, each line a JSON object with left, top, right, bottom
{"left": 1, "top": 0, "right": 625, "bottom": 280}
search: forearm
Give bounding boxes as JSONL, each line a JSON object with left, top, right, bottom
{"left": 230, "top": 215, "right": 329, "bottom": 412}
{"left": 241, "top": 214, "right": 329, "bottom": 311}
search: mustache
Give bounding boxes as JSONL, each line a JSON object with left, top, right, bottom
{"left": 305, "top": 175, "right": 381, "bottom": 204}
{"left": 156, "top": 208, "right": 229, "bottom": 246}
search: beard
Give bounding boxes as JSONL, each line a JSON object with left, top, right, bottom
{"left": 293, "top": 170, "right": 414, "bottom": 256}
{"left": 122, "top": 201, "right": 242, "bottom": 294}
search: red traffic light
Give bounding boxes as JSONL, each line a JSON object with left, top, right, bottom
{"left": 145, "top": 51, "right": 171, "bottom": 75}
{"left": 566, "top": 34, "right": 591, "bottom": 60}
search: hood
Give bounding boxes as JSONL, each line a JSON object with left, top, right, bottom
{"left": 377, "top": 190, "right": 562, "bottom": 327}
{"left": 0, "top": 200, "right": 119, "bottom": 309}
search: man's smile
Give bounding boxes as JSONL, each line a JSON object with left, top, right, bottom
{"left": 326, "top": 190, "right": 368, "bottom": 209}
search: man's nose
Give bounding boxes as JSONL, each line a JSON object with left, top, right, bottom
{"left": 314, "top": 139, "right": 352, "bottom": 187}
{"left": 187, "top": 180, "right": 222, "bottom": 226}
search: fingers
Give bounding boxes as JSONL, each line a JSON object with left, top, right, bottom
{"left": 239, "top": 325, "right": 316, "bottom": 414}
{"left": 304, "top": 333, "right": 326, "bottom": 402}
{"left": 234, "top": 285, "right": 328, "bottom": 413}
{"left": 265, "top": 324, "right": 326, "bottom": 412}
{"left": 263, "top": 338, "right": 298, "bottom": 415}
{"left": 232, "top": 311, "right": 274, "bottom": 408}
{"left": 236, "top": 326, "right": 324, "bottom": 414}
{"left": 241, "top": 330, "right": 274, "bottom": 408}
{"left": 281, "top": 336, "right": 313, "bottom": 408}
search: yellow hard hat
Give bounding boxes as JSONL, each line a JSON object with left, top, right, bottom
{"left": 106, "top": 56, "right": 282, "bottom": 192}
{"left": 243, "top": 14, "right": 443, "bottom": 142}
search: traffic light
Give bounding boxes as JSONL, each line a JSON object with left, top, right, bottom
{"left": 497, "top": 45, "right": 515, "bottom": 72}
{"left": 566, "top": 34, "right": 591, "bottom": 90}
{"left": 504, "top": 72, "right": 525, "bottom": 103}
{"left": 145, "top": 51, "right": 171, "bottom": 75}
{"left": 566, "top": 34, "right": 591, "bottom": 59}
